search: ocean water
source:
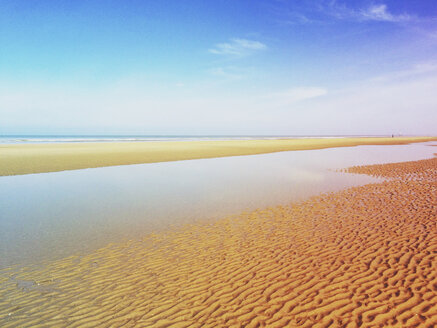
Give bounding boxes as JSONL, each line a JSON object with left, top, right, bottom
{"left": 0, "top": 134, "right": 392, "bottom": 144}
{"left": 0, "top": 142, "right": 435, "bottom": 268}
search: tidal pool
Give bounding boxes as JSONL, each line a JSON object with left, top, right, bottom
{"left": 0, "top": 142, "right": 435, "bottom": 268}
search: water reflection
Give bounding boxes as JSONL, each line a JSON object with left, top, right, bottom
{"left": 0, "top": 142, "right": 435, "bottom": 268}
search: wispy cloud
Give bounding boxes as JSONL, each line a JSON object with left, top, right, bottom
{"left": 209, "top": 38, "right": 266, "bottom": 57}
{"left": 291, "top": 74, "right": 437, "bottom": 135}
{"left": 266, "top": 87, "right": 328, "bottom": 106}
{"left": 371, "top": 62, "right": 437, "bottom": 82}
{"left": 326, "top": 2, "right": 413, "bottom": 23}
{"left": 280, "top": 11, "right": 317, "bottom": 25}
{"left": 276, "top": 1, "right": 414, "bottom": 25}
{"left": 358, "top": 4, "right": 411, "bottom": 22}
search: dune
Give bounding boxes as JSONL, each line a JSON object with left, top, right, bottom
{"left": 1, "top": 155, "right": 436, "bottom": 327}
{"left": 1, "top": 136, "right": 436, "bottom": 176}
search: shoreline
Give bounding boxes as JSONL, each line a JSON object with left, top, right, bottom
{"left": 1, "top": 156, "right": 436, "bottom": 326}
{"left": 1, "top": 136, "right": 436, "bottom": 176}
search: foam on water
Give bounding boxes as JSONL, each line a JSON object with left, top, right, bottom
{"left": 0, "top": 134, "right": 392, "bottom": 144}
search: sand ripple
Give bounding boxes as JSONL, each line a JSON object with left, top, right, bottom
{"left": 1, "top": 157, "right": 436, "bottom": 327}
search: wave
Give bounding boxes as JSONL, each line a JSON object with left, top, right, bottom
{"left": 0, "top": 135, "right": 391, "bottom": 144}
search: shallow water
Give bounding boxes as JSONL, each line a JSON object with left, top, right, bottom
{"left": 0, "top": 142, "right": 435, "bottom": 268}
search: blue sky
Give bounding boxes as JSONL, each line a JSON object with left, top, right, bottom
{"left": 1, "top": 0, "right": 437, "bottom": 135}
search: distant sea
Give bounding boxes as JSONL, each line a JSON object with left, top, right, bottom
{"left": 0, "top": 135, "right": 394, "bottom": 144}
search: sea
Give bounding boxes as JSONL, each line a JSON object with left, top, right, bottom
{"left": 0, "top": 134, "right": 394, "bottom": 144}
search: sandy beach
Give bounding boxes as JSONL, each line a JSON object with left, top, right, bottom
{"left": 3, "top": 0, "right": 437, "bottom": 326}
{"left": 1, "top": 136, "right": 436, "bottom": 176}
{"left": 1, "top": 153, "right": 436, "bottom": 327}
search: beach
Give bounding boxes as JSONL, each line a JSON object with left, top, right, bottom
{"left": 1, "top": 136, "right": 436, "bottom": 176}
{"left": 4, "top": 0, "right": 437, "bottom": 326}
{"left": 1, "top": 149, "right": 436, "bottom": 327}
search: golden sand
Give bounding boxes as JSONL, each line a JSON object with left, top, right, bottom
{"left": 1, "top": 136, "right": 436, "bottom": 176}
{"left": 0, "top": 157, "right": 436, "bottom": 327}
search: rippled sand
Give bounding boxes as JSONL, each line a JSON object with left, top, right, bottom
{"left": 1, "top": 157, "right": 436, "bottom": 327}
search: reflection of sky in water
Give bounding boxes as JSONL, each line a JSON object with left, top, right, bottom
{"left": 0, "top": 142, "right": 435, "bottom": 268}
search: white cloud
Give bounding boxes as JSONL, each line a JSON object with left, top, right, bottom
{"left": 277, "top": 2, "right": 414, "bottom": 25}
{"left": 285, "top": 74, "right": 437, "bottom": 135}
{"left": 286, "top": 14, "right": 316, "bottom": 25}
{"left": 267, "top": 87, "right": 328, "bottom": 105}
{"left": 209, "top": 38, "right": 266, "bottom": 57}
{"left": 359, "top": 4, "right": 411, "bottom": 22}
{"left": 371, "top": 62, "right": 437, "bottom": 82}
{"left": 1, "top": 64, "right": 436, "bottom": 135}
{"left": 326, "top": 2, "right": 412, "bottom": 23}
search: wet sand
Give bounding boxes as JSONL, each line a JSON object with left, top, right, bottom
{"left": 1, "top": 156, "right": 436, "bottom": 327}
{"left": 1, "top": 136, "right": 436, "bottom": 176}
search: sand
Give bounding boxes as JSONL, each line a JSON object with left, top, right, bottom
{"left": 1, "top": 136, "right": 437, "bottom": 176}
{"left": 1, "top": 155, "right": 436, "bottom": 327}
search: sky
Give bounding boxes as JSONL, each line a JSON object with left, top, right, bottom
{"left": 1, "top": 0, "right": 437, "bottom": 136}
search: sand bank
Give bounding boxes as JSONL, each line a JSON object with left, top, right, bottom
{"left": 1, "top": 136, "right": 436, "bottom": 176}
{"left": 1, "top": 156, "right": 436, "bottom": 327}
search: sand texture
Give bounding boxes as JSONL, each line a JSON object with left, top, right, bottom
{"left": 1, "top": 136, "right": 437, "bottom": 176}
{"left": 1, "top": 157, "right": 437, "bottom": 327}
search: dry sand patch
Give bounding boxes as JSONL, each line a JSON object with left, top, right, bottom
{"left": 1, "top": 136, "right": 436, "bottom": 176}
